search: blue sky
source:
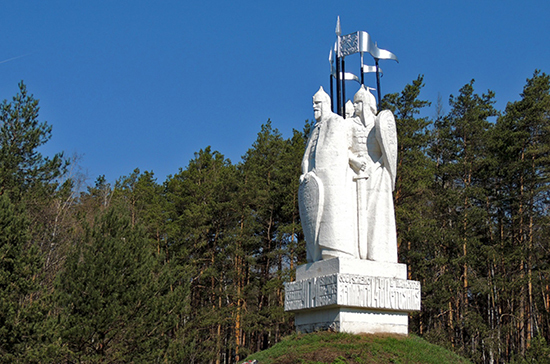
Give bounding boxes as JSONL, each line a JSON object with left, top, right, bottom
{"left": 1, "top": 1, "right": 549, "bottom": 186}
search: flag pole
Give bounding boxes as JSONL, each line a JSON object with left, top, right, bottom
{"left": 342, "top": 56, "right": 346, "bottom": 118}
{"left": 328, "top": 49, "right": 335, "bottom": 112}
{"left": 335, "top": 50, "right": 341, "bottom": 116}
{"left": 330, "top": 73, "right": 334, "bottom": 113}
{"left": 375, "top": 58, "right": 381, "bottom": 109}
{"left": 360, "top": 52, "right": 365, "bottom": 85}
{"left": 335, "top": 16, "right": 342, "bottom": 116}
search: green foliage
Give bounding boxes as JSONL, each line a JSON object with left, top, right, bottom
{"left": 486, "top": 70, "right": 550, "bottom": 362}
{"left": 422, "top": 79, "right": 500, "bottom": 357}
{"left": 5, "top": 73, "right": 550, "bottom": 363}
{"left": 114, "top": 169, "right": 167, "bottom": 244}
{"left": 238, "top": 120, "right": 307, "bottom": 349}
{"left": 55, "top": 208, "right": 164, "bottom": 362}
{"left": 381, "top": 75, "right": 434, "bottom": 264}
{"left": 0, "top": 82, "right": 66, "bottom": 201}
{"left": 517, "top": 335, "right": 550, "bottom": 363}
{"left": 0, "top": 194, "right": 52, "bottom": 363}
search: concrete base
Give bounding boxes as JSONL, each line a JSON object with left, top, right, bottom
{"left": 295, "top": 307, "right": 409, "bottom": 335}
{"left": 296, "top": 257, "right": 408, "bottom": 281}
{"left": 285, "top": 258, "right": 421, "bottom": 335}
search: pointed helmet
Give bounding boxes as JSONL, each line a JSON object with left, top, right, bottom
{"left": 353, "top": 85, "right": 377, "bottom": 115}
{"left": 312, "top": 86, "right": 331, "bottom": 105}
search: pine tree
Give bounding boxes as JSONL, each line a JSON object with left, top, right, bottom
{"left": 239, "top": 120, "right": 300, "bottom": 353}
{"left": 0, "top": 195, "right": 51, "bottom": 363}
{"left": 0, "top": 82, "right": 70, "bottom": 291}
{"left": 428, "top": 80, "right": 498, "bottom": 357}
{"left": 0, "top": 82, "right": 66, "bottom": 201}
{"left": 0, "top": 81, "right": 69, "bottom": 362}
{"left": 164, "top": 147, "right": 240, "bottom": 363}
{"left": 381, "top": 76, "right": 435, "bottom": 335}
{"left": 56, "top": 208, "right": 163, "bottom": 362}
{"left": 112, "top": 169, "right": 168, "bottom": 247}
{"left": 381, "top": 76, "right": 433, "bottom": 262}
{"left": 490, "top": 70, "right": 550, "bottom": 359}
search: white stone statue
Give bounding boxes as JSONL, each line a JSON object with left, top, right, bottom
{"left": 286, "top": 27, "right": 420, "bottom": 334}
{"left": 345, "top": 99, "right": 355, "bottom": 119}
{"left": 299, "top": 85, "right": 398, "bottom": 264}
{"left": 299, "top": 87, "right": 357, "bottom": 262}
{"left": 349, "top": 85, "right": 398, "bottom": 263}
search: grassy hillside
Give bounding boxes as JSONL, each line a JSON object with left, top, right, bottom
{"left": 241, "top": 332, "right": 472, "bottom": 364}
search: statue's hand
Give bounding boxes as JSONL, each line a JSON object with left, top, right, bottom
{"left": 299, "top": 174, "right": 306, "bottom": 183}
{"left": 350, "top": 157, "right": 367, "bottom": 174}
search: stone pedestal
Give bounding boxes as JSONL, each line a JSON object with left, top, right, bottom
{"left": 284, "top": 258, "right": 421, "bottom": 335}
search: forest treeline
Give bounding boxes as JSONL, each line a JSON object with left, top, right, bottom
{"left": 1, "top": 71, "right": 550, "bottom": 363}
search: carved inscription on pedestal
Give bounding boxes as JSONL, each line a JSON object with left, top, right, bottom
{"left": 285, "top": 273, "right": 421, "bottom": 312}
{"left": 338, "top": 274, "right": 420, "bottom": 311}
{"left": 285, "top": 274, "right": 338, "bottom": 311}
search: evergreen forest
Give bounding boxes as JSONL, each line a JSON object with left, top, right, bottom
{"left": 2, "top": 71, "right": 550, "bottom": 363}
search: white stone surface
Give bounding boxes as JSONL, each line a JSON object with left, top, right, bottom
{"left": 285, "top": 273, "right": 420, "bottom": 312}
{"left": 350, "top": 86, "right": 398, "bottom": 263}
{"left": 290, "top": 87, "right": 420, "bottom": 335}
{"left": 294, "top": 308, "right": 409, "bottom": 335}
{"left": 300, "top": 87, "right": 357, "bottom": 262}
{"left": 345, "top": 99, "right": 355, "bottom": 119}
{"left": 285, "top": 258, "right": 420, "bottom": 335}
{"left": 296, "top": 257, "right": 407, "bottom": 281}
{"left": 299, "top": 86, "right": 399, "bottom": 264}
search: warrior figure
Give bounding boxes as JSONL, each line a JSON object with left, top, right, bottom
{"left": 299, "top": 87, "right": 357, "bottom": 262}
{"left": 350, "top": 85, "right": 398, "bottom": 263}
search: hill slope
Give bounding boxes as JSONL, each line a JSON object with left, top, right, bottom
{"left": 241, "top": 332, "right": 472, "bottom": 364}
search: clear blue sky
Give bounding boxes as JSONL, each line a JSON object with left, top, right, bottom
{"left": 1, "top": 1, "right": 549, "bottom": 185}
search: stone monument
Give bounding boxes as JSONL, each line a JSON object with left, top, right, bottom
{"left": 285, "top": 20, "right": 421, "bottom": 335}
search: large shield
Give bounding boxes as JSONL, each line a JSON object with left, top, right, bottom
{"left": 375, "top": 110, "right": 398, "bottom": 190}
{"left": 298, "top": 172, "right": 324, "bottom": 261}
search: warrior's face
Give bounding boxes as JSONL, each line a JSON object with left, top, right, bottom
{"left": 312, "top": 87, "right": 331, "bottom": 121}
{"left": 313, "top": 100, "right": 324, "bottom": 121}
{"left": 354, "top": 101, "right": 363, "bottom": 117}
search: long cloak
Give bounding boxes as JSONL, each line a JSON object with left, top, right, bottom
{"left": 359, "top": 113, "right": 398, "bottom": 263}
{"left": 301, "top": 112, "right": 357, "bottom": 262}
